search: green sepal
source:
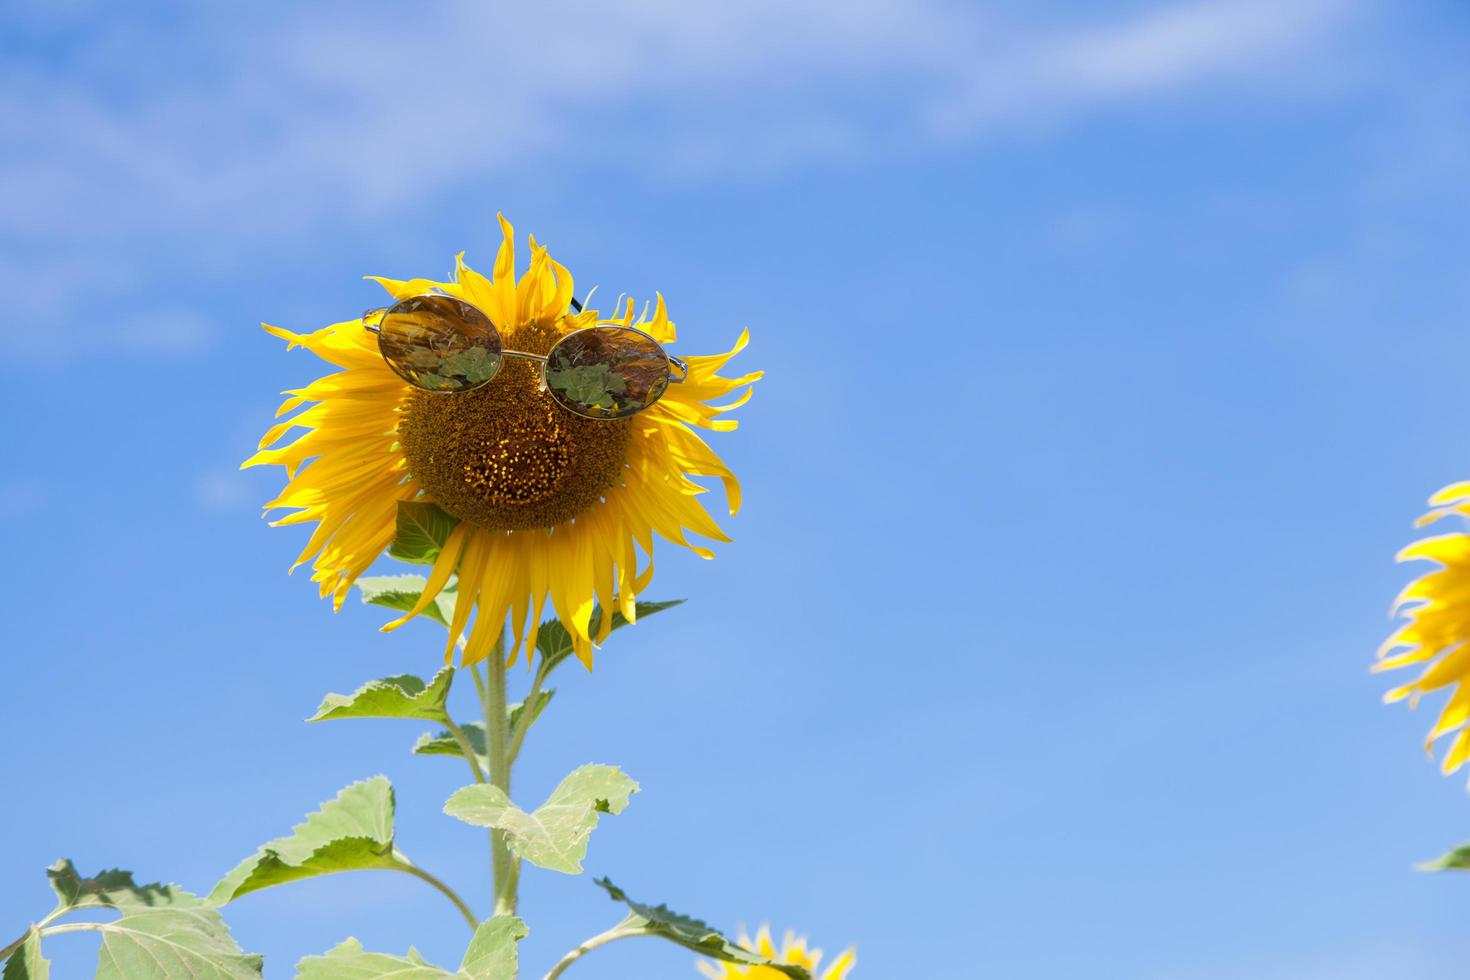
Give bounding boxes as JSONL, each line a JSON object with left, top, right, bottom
{"left": 295, "top": 916, "right": 525, "bottom": 979}
{"left": 390, "top": 501, "right": 459, "bottom": 565}
{"left": 357, "top": 574, "right": 457, "bottom": 627}
{"left": 210, "top": 776, "right": 411, "bottom": 904}
{"left": 535, "top": 600, "right": 683, "bottom": 672}
{"left": 443, "top": 764, "right": 638, "bottom": 874}
{"left": 308, "top": 668, "right": 454, "bottom": 724}
{"left": 2, "top": 928, "right": 47, "bottom": 980}
{"left": 593, "top": 878, "right": 811, "bottom": 980}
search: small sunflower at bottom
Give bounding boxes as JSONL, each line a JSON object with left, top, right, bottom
{"left": 697, "top": 926, "right": 856, "bottom": 980}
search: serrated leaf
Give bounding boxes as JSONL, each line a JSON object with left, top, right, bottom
{"left": 308, "top": 668, "right": 454, "bottom": 724}
{"left": 1418, "top": 844, "right": 1470, "bottom": 871}
{"left": 46, "top": 859, "right": 181, "bottom": 911}
{"left": 593, "top": 878, "right": 811, "bottom": 980}
{"left": 295, "top": 917, "right": 525, "bottom": 980}
{"left": 508, "top": 690, "right": 554, "bottom": 735}
{"left": 413, "top": 691, "right": 553, "bottom": 771}
{"left": 2, "top": 928, "right": 47, "bottom": 980}
{"left": 413, "top": 723, "right": 491, "bottom": 774}
{"left": 444, "top": 765, "right": 638, "bottom": 874}
{"left": 390, "top": 501, "right": 459, "bottom": 565}
{"left": 457, "top": 916, "right": 527, "bottom": 978}
{"left": 92, "top": 889, "right": 262, "bottom": 979}
{"left": 295, "top": 938, "right": 450, "bottom": 979}
{"left": 535, "top": 600, "right": 684, "bottom": 672}
{"left": 211, "top": 777, "right": 407, "bottom": 904}
{"left": 357, "top": 575, "right": 457, "bottom": 627}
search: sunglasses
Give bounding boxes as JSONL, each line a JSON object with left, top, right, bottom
{"left": 364, "top": 293, "right": 688, "bottom": 421}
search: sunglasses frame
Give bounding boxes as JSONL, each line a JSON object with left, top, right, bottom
{"left": 363, "top": 293, "right": 688, "bottom": 420}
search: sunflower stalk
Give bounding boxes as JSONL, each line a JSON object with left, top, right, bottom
{"left": 474, "top": 646, "right": 517, "bottom": 917}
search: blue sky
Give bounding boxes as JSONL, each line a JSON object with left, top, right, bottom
{"left": 4, "top": 0, "right": 1470, "bottom": 976}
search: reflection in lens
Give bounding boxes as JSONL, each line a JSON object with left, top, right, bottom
{"left": 544, "top": 327, "right": 671, "bottom": 420}
{"left": 377, "top": 295, "right": 503, "bottom": 392}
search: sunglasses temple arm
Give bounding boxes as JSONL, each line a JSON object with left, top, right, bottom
{"left": 569, "top": 296, "right": 583, "bottom": 313}
{"left": 668, "top": 355, "right": 688, "bottom": 383}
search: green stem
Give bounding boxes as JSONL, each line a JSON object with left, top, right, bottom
{"left": 443, "top": 714, "right": 486, "bottom": 784}
{"left": 0, "top": 931, "right": 28, "bottom": 962}
{"left": 506, "top": 659, "right": 550, "bottom": 767}
{"left": 483, "top": 651, "right": 515, "bottom": 916}
{"left": 39, "top": 922, "right": 101, "bottom": 939}
{"left": 2, "top": 903, "right": 102, "bottom": 960}
{"left": 396, "top": 865, "right": 479, "bottom": 930}
{"left": 470, "top": 661, "right": 498, "bottom": 903}
{"left": 541, "top": 926, "right": 650, "bottom": 980}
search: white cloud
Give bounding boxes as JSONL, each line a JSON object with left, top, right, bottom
{"left": 925, "top": 0, "right": 1358, "bottom": 134}
{"left": 0, "top": 0, "right": 1370, "bottom": 348}
{"left": 0, "top": 0, "right": 1360, "bottom": 236}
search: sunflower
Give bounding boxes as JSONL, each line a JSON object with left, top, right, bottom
{"left": 1377, "top": 481, "right": 1470, "bottom": 778}
{"left": 697, "top": 926, "right": 855, "bottom": 980}
{"left": 245, "top": 215, "right": 758, "bottom": 669}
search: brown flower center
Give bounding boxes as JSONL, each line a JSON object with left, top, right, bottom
{"left": 397, "top": 323, "right": 631, "bottom": 531}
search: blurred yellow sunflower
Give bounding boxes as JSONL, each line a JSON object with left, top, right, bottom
{"left": 697, "top": 926, "right": 855, "bottom": 980}
{"left": 245, "top": 215, "right": 758, "bottom": 669}
{"left": 1377, "top": 481, "right": 1470, "bottom": 778}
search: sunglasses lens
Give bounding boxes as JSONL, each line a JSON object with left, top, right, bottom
{"left": 377, "top": 296, "right": 503, "bottom": 392}
{"left": 544, "top": 327, "right": 671, "bottom": 419}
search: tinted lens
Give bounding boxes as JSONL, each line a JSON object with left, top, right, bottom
{"left": 377, "top": 295, "right": 503, "bottom": 392}
{"left": 544, "top": 326, "right": 671, "bottom": 419}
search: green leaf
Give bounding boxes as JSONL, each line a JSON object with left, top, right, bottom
{"left": 457, "top": 915, "right": 528, "bottom": 978}
{"left": 295, "top": 917, "right": 525, "bottom": 980}
{"left": 1418, "top": 844, "right": 1470, "bottom": 871}
{"left": 357, "top": 574, "right": 457, "bottom": 628}
{"left": 211, "top": 777, "right": 409, "bottom": 904}
{"left": 443, "top": 765, "right": 638, "bottom": 874}
{"left": 535, "top": 600, "right": 684, "bottom": 672}
{"left": 46, "top": 859, "right": 181, "bottom": 911}
{"left": 2, "top": 928, "right": 47, "bottom": 980}
{"left": 295, "top": 938, "right": 450, "bottom": 979}
{"left": 413, "top": 723, "right": 490, "bottom": 774}
{"left": 508, "top": 690, "right": 555, "bottom": 735}
{"left": 593, "top": 878, "right": 811, "bottom": 980}
{"left": 93, "top": 889, "right": 262, "bottom": 979}
{"left": 308, "top": 668, "right": 454, "bottom": 724}
{"left": 413, "top": 692, "right": 553, "bottom": 771}
{"left": 390, "top": 501, "right": 459, "bottom": 565}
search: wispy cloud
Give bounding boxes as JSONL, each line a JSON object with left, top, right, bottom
{"left": 0, "top": 0, "right": 1373, "bottom": 350}
{"left": 0, "top": 0, "right": 1361, "bottom": 233}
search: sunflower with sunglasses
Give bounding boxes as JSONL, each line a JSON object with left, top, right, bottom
{"left": 245, "top": 215, "right": 758, "bottom": 669}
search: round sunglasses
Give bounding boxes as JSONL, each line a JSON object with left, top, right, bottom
{"left": 363, "top": 294, "right": 687, "bottom": 421}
